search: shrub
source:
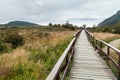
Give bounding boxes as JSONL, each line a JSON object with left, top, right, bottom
{"left": 4, "top": 34, "right": 24, "bottom": 48}
{"left": 0, "top": 44, "right": 7, "bottom": 53}
{"left": 38, "top": 32, "right": 50, "bottom": 38}
{"left": 113, "top": 29, "right": 120, "bottom": 34}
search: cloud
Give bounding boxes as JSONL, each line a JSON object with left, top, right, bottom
{"left": 0, "top": 0, "right": 120, "bottom": 26}
{"left": 70, "top": 18, "right": 98, "bottom": 21}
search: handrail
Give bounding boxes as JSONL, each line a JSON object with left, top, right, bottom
{"left": 96, "top": 38, "right": 120, "bottom": 54}
{"left": 46, "top": 30, "right": 82, "bottom": 80}
{"left": 46, "top": 38, "right": 75, "bottom": 80}
{"left": 85, "top": 29, "right": 120, "bottom": 79}
{"left": 74, "top": 30, "right": 81, "bottom": 37}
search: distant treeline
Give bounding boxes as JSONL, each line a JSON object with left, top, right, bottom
{"left": 0, "top": 22, "right": 79, "bottom": 31}
{"left": 88, "top": 23, "right": 120, "bottom": 34}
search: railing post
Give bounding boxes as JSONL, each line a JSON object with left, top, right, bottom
{"left": 91, "top": 35, "right": 92, "bottom": 42}
{"left": 118, "top": 54, "right": 120, "bottom": 79}
{"left": 56, "top": 73, "right": 60, "bottom": 80}
{"left": 71, "top": 47, "right": 74, "bottom": 61}
{"left": 95, "top": 40, "right": 98, "bottom": 50}
{"left": 107, "top": 46, "right": 110, "bottom": 56}
{"left": 107, "top": 46, "right": 110, "bottom": 64}
{"left": 95, "top": 39, "right": 97, "bottom": 46}
{"left": 100, "top": 42, "right": 102, "bottom": 49}
{"left": 92, "top": 36, "right": 94, "bottom": 44}
{"left": 66, "top": 54, "right": 69, "bottom": 65}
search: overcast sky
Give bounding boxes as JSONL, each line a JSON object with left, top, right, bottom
{"left": 0, "top": 0, "right": 120, "bottom": 26}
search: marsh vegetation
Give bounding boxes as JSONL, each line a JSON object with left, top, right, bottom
{"left": 0, "top": 25, "right": 78, "bottom": 80}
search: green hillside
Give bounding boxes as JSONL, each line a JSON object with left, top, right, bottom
{"left": 5, "top": 21, "right": 39, "bottom": 26}
{"left": 98, "top": 10, "right": 120, "bottom": 26}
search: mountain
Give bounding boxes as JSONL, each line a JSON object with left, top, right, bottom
{"left": 98, "top": 10, "right": 120, "bottom": 26}
{"left": 5, "top": 21, "right": 39, "bottom": 26}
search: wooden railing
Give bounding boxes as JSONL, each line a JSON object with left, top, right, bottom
{"left": 46, "top": 30, "right": 82, "bottom": 80}
{"left": 85, "top": 29, "right": 120, "bottom": 79}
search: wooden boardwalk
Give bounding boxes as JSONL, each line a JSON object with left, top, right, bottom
{"left": 70, "top": 30, "right": 117, "bottom": 80}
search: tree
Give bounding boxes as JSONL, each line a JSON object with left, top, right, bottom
{"left": 49, "top": 23, "right": 52, "bottom": 26}
{"left": 83, "top": 24, "right": 86, "bottom": 28}
{"left": 4, "top": 34, "right": 24, "bottom": 48}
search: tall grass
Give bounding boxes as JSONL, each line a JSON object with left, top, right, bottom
{"left": 0, "top": 28, "right": 76, "bottom": 80}
{"left": 92, "top": 32, "right": 120, "bottom": 42}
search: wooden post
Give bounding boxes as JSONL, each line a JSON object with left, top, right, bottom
{"left": 71, "top": 47, "right": 74, "bottom": 61}
{"left": 65, "top": 54, "right": 69, "bottom": 74}
{"left": 118, "top": 54, "right": 120, "bottom": 79}
{"left": 56, "top": 73, "right": 60, "bottom": 80}
{"left": 95, "top": 40, "right": 97, "bottom": 50}
{"left": 96, "top": 40, "right": 97, "bottom": 45}
{"left": 107, "top": 46, "right": 110, "bottom": 56}
{"left": 66, "top": 54, "right": 69, "bottom": 65}
{"left": 100, "top": 42, "right": 102, "bottom": 49}
{"left": 107, "top": 46, "right": 110, "bottom": 64}
{"left": 91, "top": 35, "right": 92, "bottom": 42}
{"left": 92, "top": 36, "right": 94, "bottom": 45}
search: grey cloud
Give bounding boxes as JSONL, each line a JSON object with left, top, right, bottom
{"left": 0, "top": 0, "right": 120, "bottom": 26}
{"left": 70, "top": 18, "right": 98, "bottom": 21}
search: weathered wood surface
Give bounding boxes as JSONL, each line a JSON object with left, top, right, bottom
{"left": 70, "top": 30, "right": 117, "bottom": 80}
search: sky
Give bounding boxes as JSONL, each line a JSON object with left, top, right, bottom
{"left": 0, "top": 0, "right": 120, "bottom": 27}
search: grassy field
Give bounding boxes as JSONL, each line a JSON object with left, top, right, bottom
{"left": 0, "top": 27, "right": 77, "bottom": 80}
{"left": 92, "top": 32, "right": 120, "bottom": 43}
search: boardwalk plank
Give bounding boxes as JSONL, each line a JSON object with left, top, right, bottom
{"left": 70, "top": 30, "right": 117, "bottom": 80}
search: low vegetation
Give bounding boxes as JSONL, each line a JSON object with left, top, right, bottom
{"left": 0, "top": 31, "right": 25, "bottom": 53}
{"left": 0, "top": 25, "right": 77, "bottom": 80}
{"left": 88, "top": 22, "right": 120, "bottom": 34}
{"left": 92, "top": 32, "right": 120, "bottom": 43}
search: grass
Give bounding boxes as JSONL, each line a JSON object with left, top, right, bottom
{"left": 109, "top": 61, "right": 118, "bottom": 77}
{"left": 0, "top": 28, "right": 76, "bottom": 80}
{"left": 92, "top": 32, "right": 120, "bottom": 43}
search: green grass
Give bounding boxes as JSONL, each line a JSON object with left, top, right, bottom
{"left": 103, "top": 36, "right": 120, "bottom": 43}
{"left": 0, "top": 37, "right": 73, "bottom": 80}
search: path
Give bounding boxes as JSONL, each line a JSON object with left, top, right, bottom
{"left": 70, "top": 30, "right": 117, "bottom": 80}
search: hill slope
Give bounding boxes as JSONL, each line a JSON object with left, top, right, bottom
{"left": 5, "top": 21, "right": 39, "bottom": 26}
{"left": 98, "top": 10, "right": 120, "bottom": 26}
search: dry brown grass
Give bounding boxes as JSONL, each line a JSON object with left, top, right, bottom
{"left": 0, "top": 29, "right": 76, "bottom": 79}
{"left": 22, "top": 30, "right": 75, "bottom": 50}
{"left": 92, "top": 32, "right": 120, "bottom": 40}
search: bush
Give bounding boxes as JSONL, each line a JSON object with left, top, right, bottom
{"left": 113, "top": 29, "right": 120, "bottom": 34}
{"left": 38, "top": 32, "right": 50, "bottom": 38}
{"left": 4, "top": 34, "right": 24, "bottom": 48}
{"left": 0, "top": 44, "right": 7, "bottom": 52}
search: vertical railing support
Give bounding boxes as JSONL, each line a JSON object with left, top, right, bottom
{"left": 100, "top": 42, "right": 102, "bottom": 49}
{"left": 95, "top": 40, "right": 98, "bottom": 50}
{"left": 107, "top": 46, "right": 110, "bottom": 56}
{"left": 118, "top": 54, "right": 120, "bottom": 79}
{"left": 56, "top": 73, "right": 60, "bottom": 80}
{"left": 71, "top": 47, "right": 74, "bottom": 61}
{"left": 92, "top": 36, "right": 94, "bottom": 45}
{"left": 66, "top": 54, "right": 69, "bottom": 66}
{"left": 107, "top": 46, "right": 110, "bottom": 64}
